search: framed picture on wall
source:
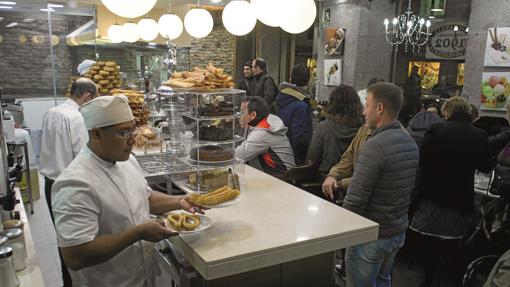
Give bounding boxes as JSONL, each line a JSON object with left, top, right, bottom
{"left": 480, "top": 72, "right": 510, "bottom": 110}
{"left": 484, "top": 27, "right": 510, "bottom": 67}
{"left": 324, "top": 59, "right": 342, "bottom": 86}
{"left": 324, "top": 27, "right": 345, "bottom": 56}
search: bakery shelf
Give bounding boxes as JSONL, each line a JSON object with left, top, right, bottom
{"left": 181, "top": 112, "right": 242, "bottom": 120}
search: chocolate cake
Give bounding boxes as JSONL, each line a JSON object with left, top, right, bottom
{"left": 190, "top": 145, "right": 234, "bottom": 162}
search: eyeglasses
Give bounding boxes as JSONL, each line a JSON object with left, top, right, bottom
{"left": 101, "top": 126, "right": 136, "bottom": 139}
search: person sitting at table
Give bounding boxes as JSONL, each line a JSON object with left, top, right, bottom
{"left": 306, "top": 84, "right": 363, "bottom": 181}
{"left": 410, "top": 96, "right": 492, "bottom": 286}
{"left": 236, "top": 97, "right": 295, "bottom": 177}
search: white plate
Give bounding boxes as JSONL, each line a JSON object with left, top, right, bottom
{"left": 188, "top": 192, "right": 241, "bottom": 208}
{"left": 163, "top": 212, "right": 212, "bottom": 234}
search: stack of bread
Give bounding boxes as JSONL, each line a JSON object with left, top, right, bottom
{"left": 164, "top": 63, "right": 235, "bottom": 89}
{"left": 110, "top": 89, "right": 148, "bottom": 125}
{"left": 83, "top": 61, "right": 122, "bottom": 95}
{"left": 64, "top": 76, "right": 80, "bottom": 97}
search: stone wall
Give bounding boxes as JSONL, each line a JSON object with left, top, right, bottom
{"left": 189, "top": 10, "right": 236, "bottom": 76}
{"left": 316, "top": 0, "right": 395, "bottom": 101}
{"left": 462, "top": 0, "right": 510, "bottom": 116}
{"left": 0, "top": 11, "right": 91, "bottom": 98}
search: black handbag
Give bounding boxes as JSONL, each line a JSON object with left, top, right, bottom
{"left": 490, "top": 164, "right": 510, "bottom": 196}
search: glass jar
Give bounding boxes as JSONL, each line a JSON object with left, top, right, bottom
{"left": 0, "top": 246, "right": 20, "bottom": 287}
{"left": 1, "top": 229, "right": 25, "bottom": 271}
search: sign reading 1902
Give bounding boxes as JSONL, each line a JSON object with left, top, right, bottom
{"left": 426, "top": 24, "right": 468, "bottom": 60}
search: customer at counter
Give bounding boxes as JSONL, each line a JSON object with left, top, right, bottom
{"left": 236, "top": 97, "right": 295, "bottom": 177}
{"left": 52, "top": 96, "right": 205, "bottom": 287}
{"left": 40, "top": 77, "right": 98, "bottom": 286}
{"left": 275, "top": 63, "right": 313, "bottom": 165}
{"left": 251, "top": 58, "right": 278, "bottom": 105}
{"left": 307, "top": 84, "right": 363, "bottom": 181}
{"left": 410, "top": 96, "right": 492, "bottom": 286}
{"left": 342, "top": 83, "right": 419, "bottom": 287}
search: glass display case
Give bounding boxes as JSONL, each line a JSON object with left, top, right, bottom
{"left": 136, "top": 87, "right": 247, "bottom": 194}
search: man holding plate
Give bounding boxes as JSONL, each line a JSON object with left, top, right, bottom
{"left": 52, "top": 96, "right": 205, "bottom": 287}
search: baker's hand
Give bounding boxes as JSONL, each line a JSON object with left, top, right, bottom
{"left": 178, "top": 197, "right": 208, "bottom": 215}
{"left": 137, "top": 219, "right": 177, "bottom": 242}
{"left": 322, "top": 176, "right": 338, "bottom": 200}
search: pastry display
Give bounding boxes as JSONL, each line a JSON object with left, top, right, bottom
{"left": 164, "top": 63, "right": 235, "bottom": 89}
{"left": 199, "top": 101, "right": 235, "bottom": 116}
{"left": 83, "top": 60, "right": 122, "bottom": 94}
{"left": 189, "top": 145, "right": 234, "bottom": 162}
{"left": 188, "top": 186, "right": 240, "bottom": 206}
{"left": 133, "top": 125, "right": 160, "bottom": 149}
{"left": 166, "top": 212, "right": 201, "bottom": 231}
{"left": 110, "top": 89, "right": 148, "bottom": 126}
{"left": 188, "top": 169, "right": 239, "bottom": 191}
{"left": 199, "top": 125, "right": 231, "bottom": 141}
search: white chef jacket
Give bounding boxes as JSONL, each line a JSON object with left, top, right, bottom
{"left": 358, "top": 88, "right": 368, "bottom": 109}
{"left": 52, "top": 146, "right": 154, "bottom": 287}
{"left": 40, "top": 99, "right": 88, "bottom": 180}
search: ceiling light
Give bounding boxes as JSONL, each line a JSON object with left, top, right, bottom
{"left": 122, "top": 22, "right": 139, "bottom": 43}
{"left": 107, "top": 24, "right": 124, "bottom": 43}
{"left": 453, "top": 25, "right": 459, "bottom": 32}
{"left": 430, "top": 8, "right": 443, "bottom": 12}
{"left": 184, "top": 8, "right": 213, "bottom": 38}
{"left": 5, "top": 22, "right": 17, "bottom": 27}
{"left": 211, "top": 0, "right": 221, "bottom": 2}
{"left": 222, "top": 0, "right": 256, "bottom": 36}
{"left": 280, "top": 0, "right": 317, "bottom": 34}
{"left": 251, "top": 0, "right": 284, "bottom": 27}
{"left": 429, "top": 16, "right": 436, "bottom": 19}
{"left": 158, "top": 14, "right": 183, "bottom": 40}
{"left": 0, "top": 2, "right": 16, "bottom": 5}
{"left": 48, "top": 3, "right": 64, "bottom": 8}
{"left": 136, "top": 18, "right": 159, "bottom": 41}
{"left": 465, "top": 27, "right": 469, "bottom": 33}
{"left": 101, "top": 0, "right": 157, "bottom": 19}
{"left": 148, "top": 42, "right": 157, "bottom": 46}
{"left": 0, "top": 17, "right": 4, "bottom": 21}
{"left": 0, "top": 6, "right": 13, "bottom": 9}
{"left": 22, "top": 18, "right": 35, "bottom": 22}
{"left": 40, "top": 8, "right": 55, "bottom": 12}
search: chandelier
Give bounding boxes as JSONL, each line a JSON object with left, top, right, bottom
{"left": 384, "top": 0, "right": 431, "bottom": 52}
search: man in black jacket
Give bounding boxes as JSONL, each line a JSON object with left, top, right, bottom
{"left": 237, "top": 61, "right": 254, "bottom": 96}
{"left": 251, "top": 58, "right": 278, "bottom": 105}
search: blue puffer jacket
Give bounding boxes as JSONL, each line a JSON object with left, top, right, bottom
{"left": 275, "top": 82, "right": 313, "bottom": 164}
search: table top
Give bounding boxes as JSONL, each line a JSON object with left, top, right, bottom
{"left": 169, "top": 165, "right": 379, "bottom": 280}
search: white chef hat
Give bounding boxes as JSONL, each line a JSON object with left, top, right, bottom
{"left": 80, "top": 96, "right": 134, "bottom": 130}
{"left": 77, "top": 59, "right": 96, "bottom": 76}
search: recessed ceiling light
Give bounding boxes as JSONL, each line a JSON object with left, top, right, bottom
{"left": 0, "top": 1, "right": 16, "bottom": 5}
{"left": 211, "top": 0, "right": 221, "bottom": 2}
{"left": 22, "top": 18, "right": 35, "bottom": 22}
{"left": 40, "top": 8, "right": 55, "bottom": 12}
{"left": 5, "top": 22, "right": 18, "bottom": 27}
{"left": 429, "top": 16, "right": 436, "bottom": 19}
{"left": 48, "top": 3, "right": 64, "bottom": 8}
{"left": 0, "top": 5, "right": 13, "bottom": 9}
{"left": 430, "top": 8, "right": 443, "bottom": 12}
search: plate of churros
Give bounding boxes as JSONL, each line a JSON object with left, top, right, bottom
{"left": 163, "top": 211, "right": 212, "bottom": 234}
{"left": 187, "top": 185, "right": 241, "bottom": 208}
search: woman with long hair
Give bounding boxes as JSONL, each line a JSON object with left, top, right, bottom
{"left": 306, "top": 84, "right": 364, "bottom": 181}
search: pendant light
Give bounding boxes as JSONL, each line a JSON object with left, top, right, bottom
{"left": 222, "top": 0, "right": 256, "bottom": 36}
{"left": 184, "top": 5, "right": 213, "bottom": 39}
{"left": 137, "top": 18, "right": 159, "bottom": 41}
{"left": 101, "top": 0, "right": 157, "bottom": 19}
{"left": 280, "top": 0, "right": 317, "bottom": 34}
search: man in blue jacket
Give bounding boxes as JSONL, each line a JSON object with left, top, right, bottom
{"left": 275, "top": 63, "right": 313, "bottom": 165}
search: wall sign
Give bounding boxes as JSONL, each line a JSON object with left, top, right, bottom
{"left": 426, "top": 24, "right": 468, "bottom": 60}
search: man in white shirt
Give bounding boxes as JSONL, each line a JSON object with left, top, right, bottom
{"left": 52, "top": 96, "right": 204, "bottom": 287}
{"left": 39, "top": 78, "right": 97, "bottom": 287}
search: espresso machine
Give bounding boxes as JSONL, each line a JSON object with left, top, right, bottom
{"left": 0, "top": 102, "right": 18, "bottom": 224}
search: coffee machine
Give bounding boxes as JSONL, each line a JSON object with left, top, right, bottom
{"left": 0, "top": 99, "right": 17, "bottom": 223}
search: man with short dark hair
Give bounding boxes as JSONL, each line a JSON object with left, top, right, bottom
{"left": 40, "top": 77, "right": 98, "bottom": 286}
{"left": 236, "top": 97, "right": 295, "bottom": 176}
{"left": 275, "top": 63, "right": 313, "bottom": 165}
{"left": 237, "top": 61, "right": 254, "bottom": 96}
{"left": 343, "top": 82, "right": 419, "bottom": 287}
{"left": 251, "top": 58, "right": 278, "bottom": 104}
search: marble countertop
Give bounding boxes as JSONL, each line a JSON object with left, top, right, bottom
{"left": 169, "top": 165, "right": 379, "bottom": 280}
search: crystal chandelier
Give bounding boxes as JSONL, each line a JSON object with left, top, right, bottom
{"left": 384, "top": 0, "right": 431, "bottom": 52}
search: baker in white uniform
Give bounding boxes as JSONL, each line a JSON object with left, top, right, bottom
{"left": 40, "top": 77, "right": 97, "bottom": 287}
{"left": 52, "top": 96, "right": 204, "bottom": 287}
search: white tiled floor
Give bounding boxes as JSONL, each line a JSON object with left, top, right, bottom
{"left": 26, "top": 174, "right": 62, "bottom": 287}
